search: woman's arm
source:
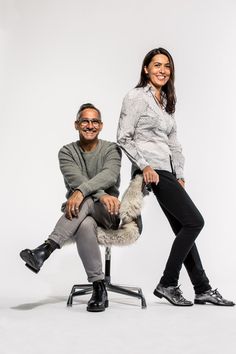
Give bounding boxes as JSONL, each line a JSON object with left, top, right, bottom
{"left": 117, "top": 93, "right": 149, "bottom": 170}
{"left": 117, "top": 92, "right": 159, "bottom": 184}
{"left": 168, "top": 118, "right": 185, "bottom": 179}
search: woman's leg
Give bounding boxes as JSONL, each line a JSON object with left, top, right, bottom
{"left": 152, "top": 170, "right": 205, "bottom": 287}
{"left": 159, "top": 203, "right": 211, "bottom": 294}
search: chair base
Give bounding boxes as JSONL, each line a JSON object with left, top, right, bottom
{"left": 67, "top": 247, "right": 147, "bottom": 309}
{"left": 67, "top": 281, "right": 147, "bottom": 309}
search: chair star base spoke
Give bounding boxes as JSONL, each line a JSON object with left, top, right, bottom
{"left": 67, "top": 285, "right": 93, "bottom": 307}
{"left": 105, "top": 282, "right": 147, "bottom": 309}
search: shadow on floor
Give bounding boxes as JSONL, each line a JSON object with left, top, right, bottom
{"left": 11, "top": 296, "right": 68, "bottom": 310}
{"left": 10, "top": 295, "right": 146, "bottom": 311}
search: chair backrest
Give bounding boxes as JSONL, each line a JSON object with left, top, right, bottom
{"left": 97, "top": 174, "right": 144, "bottom": 246}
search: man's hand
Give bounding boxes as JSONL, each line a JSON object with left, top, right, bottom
{"left": 65, "top": 190, "right": 84, "bottom": 220}
{"left": 177, "top": 179, "right": 185, "bottom": 189}
{"left": 143, "top": 166, "right": 159, "bottom": 185}
{"left": 99, "top": 195, "right": 120, "bottom": 215}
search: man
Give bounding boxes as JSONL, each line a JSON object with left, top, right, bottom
{"left": 20, "top": 103, "right": 121, "bottom": 312}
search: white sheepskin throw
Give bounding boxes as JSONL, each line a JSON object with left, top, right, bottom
{"left": 97, "top": 174, "right": 144, "bottom": 246}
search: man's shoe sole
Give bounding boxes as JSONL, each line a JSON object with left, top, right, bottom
{"left": 20, "top": 250, "right": 40, "bottom": 274}
{"left": 154, "top": 289, "right": 193, "bottom": 307}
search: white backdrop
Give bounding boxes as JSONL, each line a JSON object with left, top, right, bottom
{"left": 1, "top": 0, "right": 236, "bottom": 300}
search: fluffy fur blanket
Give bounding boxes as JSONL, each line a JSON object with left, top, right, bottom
{"left": 97, "top": 174, "right": 144, "bottom": 246}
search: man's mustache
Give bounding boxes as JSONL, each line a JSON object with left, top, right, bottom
{"left": 82, "top": 127, "right": 97, "bottom": 132}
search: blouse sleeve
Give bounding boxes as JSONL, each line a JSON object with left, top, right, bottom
{"left": 117, "top": 93, "right": 150, "bottom": 170}
{"left": 168, "top": 117, "right": 185, "bottom": 179}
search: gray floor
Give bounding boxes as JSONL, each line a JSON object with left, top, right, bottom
{"left": 1, "top": 292, "right": 235, "bottom": 354}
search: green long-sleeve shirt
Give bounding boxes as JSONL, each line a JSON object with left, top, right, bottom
{"left": 59, "top": 139, "right": 121, "bottom": 209}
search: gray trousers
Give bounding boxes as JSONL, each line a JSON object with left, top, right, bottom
{"left": 48, "top": 198, "right": 119, "bottom": 282}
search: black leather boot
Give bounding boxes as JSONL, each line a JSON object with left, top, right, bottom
{"left": 19, "top": 239, "right": 59, "bottom": 273}
{"left": 87, "top": 280, "right": 108, "bottom": 312}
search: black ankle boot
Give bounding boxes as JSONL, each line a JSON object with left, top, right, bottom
{"left": 87, "top": 280, "right": 108, "bottom": 312}
{"left": 19, "top": 239, "right": 59, "bottom": 273}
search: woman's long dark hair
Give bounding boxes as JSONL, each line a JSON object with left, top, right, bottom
{"left": 136, "top": 48, "right": 176, "bottom": 114}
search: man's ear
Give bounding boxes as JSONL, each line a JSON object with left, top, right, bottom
{"left": 74, "top": 121, "right": 79, "bottom": 130}
{"left": 99, "top": 122, "right": 103, "bottom": 133}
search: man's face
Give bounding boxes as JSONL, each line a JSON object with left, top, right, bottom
{"left": 75, "top": 108, "right": 103, "bottom": 143}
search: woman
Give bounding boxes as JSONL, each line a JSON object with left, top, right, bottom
{"left": 117, "top": 48, "right": 234, "bottom": 306}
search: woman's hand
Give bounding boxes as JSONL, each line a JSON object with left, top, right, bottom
{"left": 143, "top": 166, "right": 159, "bottom": 185}
{"left": 177, "top": 179, "right": 185, "bottom": 189}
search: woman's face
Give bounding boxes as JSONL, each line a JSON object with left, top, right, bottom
{"left": 144, "top": 54, "right": 171, "bottom": 89}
